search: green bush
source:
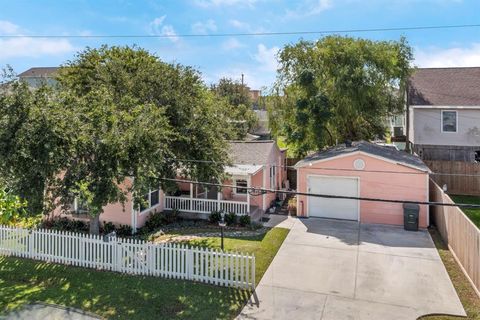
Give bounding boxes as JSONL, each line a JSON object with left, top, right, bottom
{"left": 209, "top": 210, "right": 222, "bottom": 224}
{"left": 102, "top": 221, "right": 116, "bottom": 234}
{"left": 50, "top": 217, "right": 88, "bottom": 233}
{"left": 144, "top": 211, "right": 164, "bottom": 231}
{"left": 224, "top": 212, "right": 236, "bottom": 226}
{"left": 163, "top": 209, "right": 179, "bottom": 224}
{"left": 117, "top": 224, "right": 133, "bottom": 237}
{"left": 239, "top": 215, "right": 251, "bottom": 227}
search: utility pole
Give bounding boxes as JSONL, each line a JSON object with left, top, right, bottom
{"left": 241, "top": 73, "right": 244, "bottom": 86}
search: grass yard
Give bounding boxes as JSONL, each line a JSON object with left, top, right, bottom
{"left": 451, "top": 195, "right": 480, "bottom": 228}
{"left": 0, "top": 227, "right": 289, "bottom": 319}
{"left": 420, "top": 228, "right": 480, "bottom": 320}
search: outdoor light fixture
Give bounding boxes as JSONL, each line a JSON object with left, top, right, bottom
{"left": 442, "top": 184, "right": 448, "bottom": 192}
{"left": 218, "top": 211, "right": 226, "bottom": 251}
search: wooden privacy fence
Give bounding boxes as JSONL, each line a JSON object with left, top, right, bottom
{"left": 430, "top": 179, "right": 480, "bottom": 297}
{"left": 426, "top": 160, "right": 480, "bottom": 196}
{"left": 0, "top": 226, "right": 255, "bottom": 290}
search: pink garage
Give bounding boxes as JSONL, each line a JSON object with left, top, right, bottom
{"left": 295, "top": 141, "right": 430, "bottom": 228}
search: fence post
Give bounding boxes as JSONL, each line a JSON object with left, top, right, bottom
{"left": 28, "top": 230, "right": 34, "bottom": 259}
{"left": 251, "top": 255, "right": 256, "bottom": 290}
{"left": 187, "top": 247, "right": 194, "bottom": 280}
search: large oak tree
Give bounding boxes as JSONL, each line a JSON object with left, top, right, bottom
{"left": 269, "top": 36, "right": 413, "bottom": 157}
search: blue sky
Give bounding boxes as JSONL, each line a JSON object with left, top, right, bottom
{"left": 1, "top": 0, "right": 480, "bottom": 89}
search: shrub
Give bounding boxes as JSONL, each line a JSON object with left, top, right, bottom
{"left": 239, "top": 215, "right": 251, "bottom": 227}
{"left": 50, "top": 217, "right": 88, "bottom": 233}
{"left": 163, "top": 209, "right": 179, "bottom": 224}
{"left": 102, "top": 221, "right": 116, "bottom": 234}
{"left": 209, "top": 210, "right": 222, "bottom": 224}
{"left": 287, "top": 197, "right": 297, "bottom": 215}
{"left": 224, "top": 212, "right": 236, "bottom": 226}
{"left": 117, "top": 224, "right": 133, "bottom": 237}
{"left": 144, "top": 211, "right": 164, "bottom": 231}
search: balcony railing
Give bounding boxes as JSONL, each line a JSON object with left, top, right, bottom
{"left": 164, "top": 196, "right": 249, "bottom": 215}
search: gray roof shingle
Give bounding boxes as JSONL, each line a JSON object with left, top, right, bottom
{"left": 18, "top": 67, "right": 59, "bottom": 78}
{"left": 295, "top": 141, "right": 429, "bottom": 172}
{"left": 229, "top": 140, "right": 276, "bottom": 165}
{"left": 408, "top": 67, "right": 480, "bottom": 106}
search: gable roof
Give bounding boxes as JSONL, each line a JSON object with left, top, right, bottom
{"left": 228, "top": 140, "right": 277, "bottom": 165}
{"left": 408, "top": 67, "right": 480, "bottom": 106}
{"left": 295, "top": 141, "right": 429, "bottom": 172}
{"left": 18, "top": 67, "right": 59, "bottom": 78}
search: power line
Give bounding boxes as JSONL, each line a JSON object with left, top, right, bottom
{"left": 160, "top": 177, "right": 480, "bottom": 209}
{"left": 168, "top": 157, "right": 480, "bottom": 177}
{"left": 2, "top": 23, "right": 480, "bottom": 39}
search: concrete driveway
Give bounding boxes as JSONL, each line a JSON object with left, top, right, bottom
{"left": 239, "top": 218, "right": 465, "bottom": 320}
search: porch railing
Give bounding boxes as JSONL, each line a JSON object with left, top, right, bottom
{"left": 164, "top": 196, "right": 249, "bottom": 215}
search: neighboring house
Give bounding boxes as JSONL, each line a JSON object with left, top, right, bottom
{"left": 295, "top": 141, "right": 429, "bottom": 227}
{"left": 52, "top": 140, "right": 287, "bottom": 232}
{"left": 18, "top": 67, "right": 59, "bottom": 88}
{"left": 407, "top": 67, "right": 480, "bottom": 162}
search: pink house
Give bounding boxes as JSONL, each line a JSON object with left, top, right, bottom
{"left": 295, "top": 141, "right": 430, "bottom": 228}
{"left": 164, "top": 140, "right": 288, "bottom": 221}
{"left": 53, "top": 140, "right": 287, "bottom": 232}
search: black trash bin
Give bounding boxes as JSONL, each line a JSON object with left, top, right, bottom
{"left": 403, "top": 203, "right": 419, "bottom": 231}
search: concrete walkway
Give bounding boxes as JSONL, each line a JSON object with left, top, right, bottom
{"left": 239, "top": 218, "right": 465, "bottom": 320}
{"left": 3, "top": 303, "right": 101, "bottom": 320}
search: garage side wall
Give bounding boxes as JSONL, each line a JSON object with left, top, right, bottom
{"left": 296, "top": 153, "right": 428, "bottom": 228}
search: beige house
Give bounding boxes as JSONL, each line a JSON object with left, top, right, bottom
{"left": 407, "top": 67, "right": 480, "bottom": 162}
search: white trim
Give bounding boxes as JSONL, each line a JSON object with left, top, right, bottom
{"left": 262, "top": 166, "right": 267, "bottom": 211}
{"left": 411, "top": 105, "right": 480, "bottom": 109}
{"left": 296, "top": 150, "right": 429, "bottom": 172}
{"left": 138, "top": 203, "right": 162, "bottom": 216}
{"left": 306, "top": 174, "right": 360, "bottom": 221}
{"left": 441, "top": 110, "right": 458, "bottom": 133}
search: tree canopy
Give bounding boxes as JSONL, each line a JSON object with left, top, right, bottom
{"left": 211, "top": 78, "right": 258, "bottom": 139}
{"left": 0, "top": 46, "right": 233, "bottom": 233}
{"left": 269, "top": 35, "right": 413, "bottom": 157}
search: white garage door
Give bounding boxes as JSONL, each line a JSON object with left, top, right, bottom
{"left": 307, "top": 175, "right": 359, "bottom": 221}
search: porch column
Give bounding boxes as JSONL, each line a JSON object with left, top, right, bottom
{"left": 262, "top": 166, "right": 267, "bottom": 211}
{"left": 190, "top": 183, "right": 193, "bottom": 212}
{"left": 217, "top": 190, "right": 222, "bottom": 212}
{"left": 247, "top": 175, "right": 251, "bottom": 214}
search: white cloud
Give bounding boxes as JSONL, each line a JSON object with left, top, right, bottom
{"left": 285, "top": 0, "right": 332, "bottom": 19}
{"left": 149, "top": 16, "right": 179, "bottom": 43}
{"left": 222, "top": 38, "right": 244, "bottom": 51}
{"left": 414, "top": 44, "right": 480, "bottom": 68}
{"left": 0, "top": 20, "right": 20, "bottom": 34}
{"left": 254, "top": 44, "right": 279, "bottom": 72}
{"left": 229, "top": 19, "right": 250, "bottom": 30}
{"left": 191, "top": 19, "right": 217, "bottom": 34}
{"left": 194, "top": 0, "right": 257, "bottom": 8}
{"left": 0, "top": 38, "right": 74, "bottom": 60}
{"left": 0, "top": 20, "right": 75, "bottom": 60}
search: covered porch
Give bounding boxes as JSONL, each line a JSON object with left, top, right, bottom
{"left": 164, "top": 164, "right": 265, "bottom": 216}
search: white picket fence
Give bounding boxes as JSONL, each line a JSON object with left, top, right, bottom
{"left": 0, "top": 225, "right": 255, "bottom": 289}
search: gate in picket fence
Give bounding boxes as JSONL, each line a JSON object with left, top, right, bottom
{"left": 0, "top": 225, "right": 255, "bottom": 289}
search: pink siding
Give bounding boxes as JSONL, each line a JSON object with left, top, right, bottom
{"left": 50, "top": 179, "right": 134, "bottom": 227}
{"left": 297, "top": 153, "right": 429, "bottom": 228}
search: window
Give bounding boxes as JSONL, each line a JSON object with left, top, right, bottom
{"left": 442, "top": 111, "right": 457, "bottom": 133}
{"left": 140, "top": 189, "right": 160, "bottom": 212}
{"left": 270, "top": 166, "right": 276, "bottom": 188}
{"left": 475, "top": 150, "right": 480, "bottom": 163}
{"left": 235, "top": 179, "right": 248, "bottom": 194}
{"left": 72, "top": 197, "right": 88, "bottom": 214}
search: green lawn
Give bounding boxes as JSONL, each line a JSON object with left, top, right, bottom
{"left": 420, "top": 228, "right": 480, "bottom": 320}
{"left": 0, "top": 227, "right": 289, "bottom": 319}
{"left": 451, "top": 195, "right": 480, "bottom": 228}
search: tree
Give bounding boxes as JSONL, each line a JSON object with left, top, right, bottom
{"left": 0, "top": 185, "right": 27, "bottom": 225}
{"left": 55, "top": 46, "right": 231, "bottom": 234}
{"left": 0, "top": 71, "right": 73, "bottom": 216}
{"left": 211, "top": 78, "right": 258, "bottom": 139}
{"left": 271, "top": 36, "right": 413, "bottom": 156}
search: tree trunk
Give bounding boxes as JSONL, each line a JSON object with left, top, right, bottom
{"left": 89, "top": 214, "right": 100, "bottom": 235}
